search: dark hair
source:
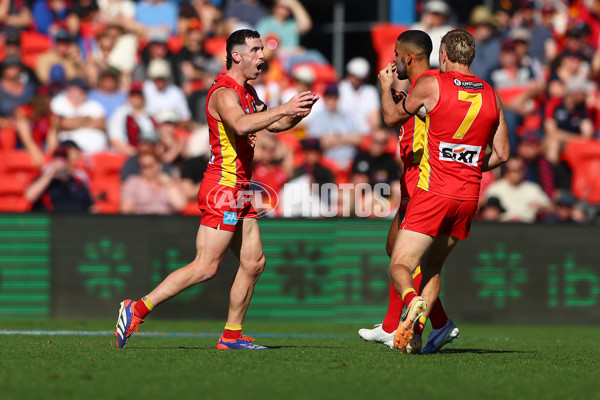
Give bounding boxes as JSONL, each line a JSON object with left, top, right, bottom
{"left": 440, "top": 29, "right": 476, "bottom": 66}
{"left": 397, "top": 30, "right": 433, "bottom": 59}
{"left": 226, "top": 29, "right": 261, "bottom": 70}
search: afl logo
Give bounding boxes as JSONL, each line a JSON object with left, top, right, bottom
{"left": 206, "top": 180, "right": 279, "bottom": 219}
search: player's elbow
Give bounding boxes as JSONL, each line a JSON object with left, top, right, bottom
{"left": 235, "top": 124, "right": 252, "bottom": 136}
{"left": 497, "top": 146, "right": 511, "bottom": 165}
{"left": 383, "top": 115, "right": 400, "bottom": 128}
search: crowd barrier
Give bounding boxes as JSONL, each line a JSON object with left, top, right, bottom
{"left": 0, "top": 214, "right": 598, "bottom": 324}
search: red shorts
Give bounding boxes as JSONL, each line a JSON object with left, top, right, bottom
{"left": 198, "top": 180, "right": 257, "bottom": 232}
{"left": 401, "top": 188, "right": 477, "bottom": 240}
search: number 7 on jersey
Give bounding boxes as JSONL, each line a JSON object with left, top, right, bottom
{"left": 452, "top": 91, "right": 482, "bottom": 140}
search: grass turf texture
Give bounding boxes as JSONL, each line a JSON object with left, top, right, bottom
{"left": 1, "top": 320, "right": 599, "bottom": 400}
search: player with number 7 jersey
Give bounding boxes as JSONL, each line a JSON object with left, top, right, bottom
{"left": 379, "top": 29, "right": 509, "bottom": 352}
{"left": 416, "top": 72, "right": 499, "bottom": 201}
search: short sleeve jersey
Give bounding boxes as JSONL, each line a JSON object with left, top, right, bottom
{"left": 417, "top": 71, "right": 499, "bottom": 201}
{"left": 203, "top": 73, "right": 259, "bottom": 188}
{"left": 399, "top": 69, "right": 439, "bottom": 208}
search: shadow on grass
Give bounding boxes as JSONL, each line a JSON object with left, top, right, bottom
{"left": 132, "top": 345, "right": 348, "bottom": 350}
{"left": 435, "top": 348, "right": 534, "bottom": 354}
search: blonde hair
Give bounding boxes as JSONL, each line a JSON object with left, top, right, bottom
{"left": 441, "top": 29, "right": 476, "bottom": 66}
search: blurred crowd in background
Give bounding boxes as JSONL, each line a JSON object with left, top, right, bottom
{"left": 1, "top": 0, "right": 600, "bottom": 224}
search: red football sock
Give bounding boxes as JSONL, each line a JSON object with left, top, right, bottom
{"left": 222, "top": 323, "right": 242, "bottom": 340}
{"left": 133, "top": 296, "right": 154, "bottom": 319}
{"left": 402, "top": 288, "right": 417, "bottom": 310}
{"left": 414, "top": 317, "right": 425, "bottom": 336}
{"left": 411, "top": 267, "right": 448, "bottom": 329}
{"left": 381, "top": 282, "right": 403, "bottom": 333}
{"left": 429, "top": 300, "right": 449, "bottom": 329}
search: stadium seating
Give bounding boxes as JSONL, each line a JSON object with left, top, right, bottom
{"left": 167, "top": 35, "right": 184, "bottom": 54}
{"left": 0, "top": 150, "right": 38, "bottom": 212}
{"left": 204, "top": 36, "right": 227, "bottom": 57}
{"left": 370, "top": 23, "right": 408, "bottom": 73}
{"left": 19, "top": 31, "right": 52, "bottom": 69}
{"left": 182, "top": 200, "right": 202, "bottom": 216}
{"left": 562, "top": 139, "right": 600, "bottom": 205}
{"left": 87, "top": 152, "right": 128, "bottom": 213}
{"left": 0, "top": 179, "right": 32, "bottom": 212}
{"left": 1, "top": 150, "right": 39, "bottom": 185}
{"left": 89, "top": 177, "right": 121, "bottom": 214}
{"left": 0, "top": 127, "right": 17, "bottom": 152}
{"left": 88, "top": 152, "right": 127, "bottom": 180}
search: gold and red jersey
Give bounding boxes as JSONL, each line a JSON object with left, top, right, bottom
{"left": 398, "top": 69, "right": 439, "bottom": 210}
{"left": 204, "top": 73, "right": 258, "bottom": 188}
{"left": 417, "top": 71, "right": 499, "bottom": 201}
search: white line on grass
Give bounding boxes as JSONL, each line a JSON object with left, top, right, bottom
{"left": 0, "top": 329, "right": 356, "bottom": 338}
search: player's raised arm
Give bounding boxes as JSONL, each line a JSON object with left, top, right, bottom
{"left": 482, "top": 92, "right": 510, "bottom": 171}
{"left": 210, "top": 88, "right": 315, "bottom": 136}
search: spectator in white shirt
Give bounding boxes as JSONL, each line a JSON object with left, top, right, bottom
{"left": 307, "top": 83, "right": 364, "bottom": 170}
{"left": 143, "top": 58, "right": 191, "bottom": 123}
{"left": 50, "top": 78, "right": 107, "bottom": 153}
{"left": 484, "top": 157, "right": 552, "bottom": 223}
{"left": 411, "top": 1, "right": 454, "bottom": 68}
{"left": 338, "top": 57, "right": 381, "bottom": 134}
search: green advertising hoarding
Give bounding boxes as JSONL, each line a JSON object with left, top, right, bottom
{"left": 0, "top": 214, "right": 598, "bottom": 324}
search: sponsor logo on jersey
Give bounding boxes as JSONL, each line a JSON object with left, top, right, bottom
{"left": 223, "top": 211, "right": 239, "bottom": 225}
{"left": 244, "top": 106, "right": 251, "bottom": 114}
{"left": 439, "top": 142, "right": 482, "bottom": 166}
{"left": 453, "top": 78, "right": 484, "bottom": 90}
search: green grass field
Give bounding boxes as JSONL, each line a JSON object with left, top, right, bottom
{"left": 1, "top": 320, "right": 599, "bottom": 400}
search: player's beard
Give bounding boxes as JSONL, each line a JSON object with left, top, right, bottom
{"left": 396, "top": 59, "right": 408, "bottom": 80}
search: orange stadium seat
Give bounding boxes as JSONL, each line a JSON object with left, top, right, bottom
{"left": 0, "top": 150, "right": 39, "bottom": 185}
{"left": 182, "top": 200, "right": 202, "bottom": 216}
{"left": 19, "top": 31, "right": 52, "bottom": 69}
{"left": 320, "top": 156, "right": 350, "bottom": 185}
{"left": 0, "top": 127, "right": 17, "bottom": 151}
{"left": 167, "top": 35, "right": 184, "bottom": 54}
{"left": 359, "top": 135, "right": 398, "bottom": 155}
{"left": 0, "top": 180, "right": 32, "bottom": 212}
{"left": 89, "top": 151, "right": 128, "bottom": 180}
{"left": 562, "top": 139, "right": 600, "bottom": 204}
{"left": 370, "top": 23, "right": 409, "bottom": 72}
{"left": 204, "top": 36, "right": 227, "bottom": 57}
{"left": 89, "top": 177, "right": 121, "bottom": 214}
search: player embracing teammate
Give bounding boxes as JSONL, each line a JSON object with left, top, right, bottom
{"left": 114, "top": 29, "right": 318, "bottom": 350}
{"left": 374, "top": 29, "right": 509, "bottom": 353}
{"left": 359, "top": 30, "right": 459, "bottom": 354}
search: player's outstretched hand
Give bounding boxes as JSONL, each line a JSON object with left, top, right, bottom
{"left": 378, "top": 63, "right": 395, "bottom": 91}
{"left": 286, "top": 91, "right": 318, "bottom": 118}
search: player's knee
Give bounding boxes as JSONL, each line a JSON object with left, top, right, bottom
{"left": 389, "top": 262, "right": 412, "bottom": 276}
{"left": 244, "top": 254, "right": 266, "bottom": 278}
{"left": 189, "top": 261, "right": 220, "bottom": 283}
